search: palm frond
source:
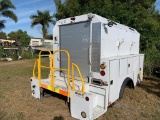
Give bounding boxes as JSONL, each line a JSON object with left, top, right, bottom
{"left": 30, "top": 20, "right": 40, "bottom": 28}
{"left": 30, "top": 10, "right": 55, "bottom": 38}
{"left": 1, "top": 10, "right": 18, "bottom": 22}
{"left": 0, "top": 0, "right": 16, "bottom": 11}
{"left": 0, "top": 20, "right": 6, "bottom": 30}
{"left": 30, "top": 15, "right": 38, "bottom": 19}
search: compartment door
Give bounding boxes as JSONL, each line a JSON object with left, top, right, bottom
{"left": 60, "top": 22, "right": 90, "bottom": 81}
{"left": 109, "top": 59, "right": 119, "bottom": 104}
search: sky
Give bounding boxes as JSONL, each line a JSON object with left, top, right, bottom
{"left": 1, "top": 0, "right": 160, "bottom": 38}
{"left": 1, "top": 0, "right": 56, "bottom": 38}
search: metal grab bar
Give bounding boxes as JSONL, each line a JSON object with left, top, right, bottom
{"left": 72, "top": 63, "right": 85, "bottom": 94}
{"left": 53, "top": 50, "right": 70, "bottom": 102}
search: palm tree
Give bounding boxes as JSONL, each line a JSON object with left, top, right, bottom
{"left": 30, "top": 10, "right": 55, "bottom": 38}
{"left": 0, "top": 0, "right": 18, "bottom": 29}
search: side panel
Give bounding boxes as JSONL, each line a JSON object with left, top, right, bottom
{"left": 60, "top": 22, "right": 90, "bottom": 80}
{"left": 109, "top": 60, "right": 119, "bottom": 103}
{"left": 127, "top": 57, "right": 134, "bottom": 74}
{"left": 133, "top": 56, "right": 139, "bottom": 85}
{"left": 91, "top": 22, "right": 101, "bottom": 72}
{"left": 120, "top": 58, "right": 128, "bottom": 76}
{"left": 139, "top": 55, "right": 144, "bottom": 81}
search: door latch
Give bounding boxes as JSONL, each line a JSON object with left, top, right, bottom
{"left": 110, "top": 80, "right": 113, "bottom": 85}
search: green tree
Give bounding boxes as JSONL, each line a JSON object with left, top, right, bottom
{"left": 0, "top": 31, "right": 7, "bottom": 39}
{"left": 30, "top": 10, "right": 55, "bottom": 39}
{"left": 8, "top": 29, "right": 30, "bottom": 47}
{"left": 0, "top": 0, "right": 18, "bottom": 29}
{"left": 46, "top": 34, "right": 53, "bottom": 40}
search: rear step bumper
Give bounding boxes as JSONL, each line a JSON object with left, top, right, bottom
{"left": 70, "top": 90, "right": 107, "bottom": 120}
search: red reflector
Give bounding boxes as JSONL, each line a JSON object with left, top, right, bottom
{"left": 109, "top": 101, "right": 112, "bottom": 105}
{"left": 100, "top": 70, "right": 105, "bottom": 76}
{"left": 85, "top": 97, "right": 89, "bottom": 101}
{"left": 71, "top": 17, "right": 75, "bottom": 21}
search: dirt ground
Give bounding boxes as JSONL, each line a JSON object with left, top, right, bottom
{"left": 0, "top": 59, "right": 160, "bottom": 120}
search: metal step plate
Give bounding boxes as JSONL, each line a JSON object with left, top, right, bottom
{"left": 41, "top": 77, "right": 83, "bottom": 91}
{"left": 93, "top": 106, "right": 106, "bottom": 119}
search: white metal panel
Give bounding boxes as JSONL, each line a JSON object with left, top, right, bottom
{"left": 117, "top": 29, "right": 131, "bottom": 55}
{"left": 139, "top": 55, "right": 144, "bottom": 81}
{"left": 127, "top": 57, "right": 134, "bottom": 74}
{"left": 109, "top": 60, "right": 119, "bottom": 103}
{"left": 31, "top": 78, "right": 40, "bottom": 99}
{"left": 133, "top": 56, "right": 139, "bottom": 85}
{"left": 89, "top": 86, "right": 106, "bottom": 95}
{"left": 101, "top": 25, "right": 119, "bottom": 58}
{"left": 120, "top": 58, "right": 128, "bottom": 76}
{"left": 130, "top": 33, "right": 140, "bottom": 54}
{"left": 89, "top": 85, "right": 106, "bottom": 108}
{"left": 70, "top": 90, "right": 95, "bottom": 120}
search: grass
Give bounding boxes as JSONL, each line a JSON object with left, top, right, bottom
{"left": 0, "top": 59, "right": 160, "bottom": 120}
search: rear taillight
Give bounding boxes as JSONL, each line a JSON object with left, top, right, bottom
{"left": 100, "top": 70, "right": 105, "bottom": 76}
{"left": 100, "top": 63, "right": 106, "bottom": 69}
{"left": 100, "top": 62, "right": 106, "bottom": 76}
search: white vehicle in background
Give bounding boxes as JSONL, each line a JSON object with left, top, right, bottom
{"left": 31, "top": 13, "right": 144, "bottom": 120}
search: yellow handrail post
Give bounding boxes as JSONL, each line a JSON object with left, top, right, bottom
{"left": 33, "top": 59, "right": 37, "bottom": 78}
{"left": 67, "top": 52, "right": 70, "bottom": 102}
{"left": 53, "top": 50, "right": 70, "bottom": 102}
{"left": 37, "top": 58, "right": 41, "bottom": 86}
{"left": 38, "top": 50, "right": 53, "bottom": 87}
{"left": 72, "top": 63, "right": 85, "bottom": 94}
{"left": 50, "top": 55, "right": 54, "bottom": 91}
{"left": 72, "top": 64, "right": 75, "bottom": 90}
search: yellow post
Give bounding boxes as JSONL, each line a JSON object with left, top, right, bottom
{"left": 32, "top": 59, "right": 37, "bottom": 78}
{"left": 38, "top": 50, "right": 52, "bottom": 87}
{"left": 72, "top": 63, "right": 75, "bottom": 90}
{"left": 72, "top": 63, "right": 85, "bottom": 94}
{"left": 50, "top": 55, "right": 54, "bottom": 91}
{"left": 67, "top": 52, "right": 70, "bottom": 102}
{"left": 53, "top": 50, "right": 70, "bottom": 102}
{"left": 37, "top": 59, "right": 41, "bottom": 86}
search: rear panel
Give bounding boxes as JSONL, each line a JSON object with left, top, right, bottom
{"left": 60, "top": 22, "right": 90, "bottom": 80}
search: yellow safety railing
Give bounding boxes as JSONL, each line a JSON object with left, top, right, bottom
{"left": 32, "top": 50, "right": 85, "bottom": 101}
{"left": 53, "top": 50, "right": 70, "bottom": 101}
{"left": 38, "top": 50, "right": 53, "bottom": 89}
{"left": 72, "top": 63, "right": 85, "bottom": 94}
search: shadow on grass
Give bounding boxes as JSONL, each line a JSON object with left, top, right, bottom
{"left": 43, "top": 89, "right": 70, "bottom": 109}
{"left": 52, "top": 115, "right": 64, "bottom": 120}
{"left": 138, "top": 77, "right": 160, "bottom": 97}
